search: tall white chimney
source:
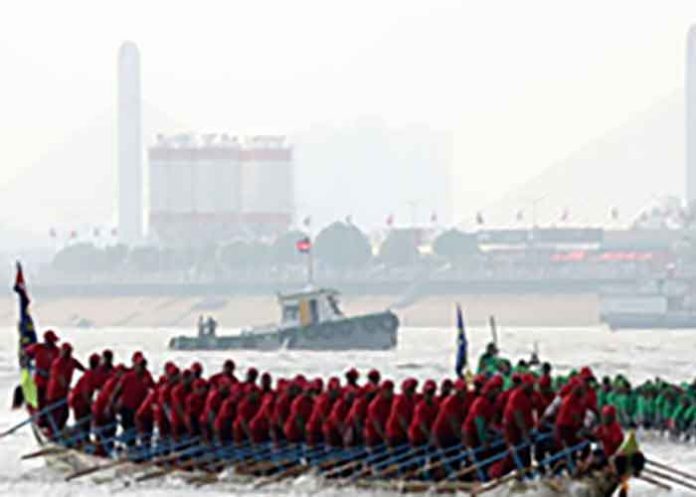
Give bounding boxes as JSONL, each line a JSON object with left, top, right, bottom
{"left": 117, "top": 41, "right": 143, "bottom": 244}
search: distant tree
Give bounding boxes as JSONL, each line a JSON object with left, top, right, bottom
{"left": 270, "top": 230, "right": 308, "bottom": 265}
{"left": 314, "top": 221, "right": 372, "bottom": 269}
{"left": 194, "top": 244, "right": 220, "bottom": 274}
{"left": 157, "top": 248, "right": 177, "bottom": 271}
{"left": 52, "top": 243, "right": 106, "bottom": 273}
{"left": 171, "top": 247, "right": 197, "bottom": 271}
{"left": 379, "top": 229, "right": 420, "bottom": 266}
{"left": 219, "top": 241, "right": 269, "bottom": 269}
{"left": 128, "top": 246, "right": 161, "bottom": 273}
{"left": 103, "top": 244, "right": 128, "bottom": 271}
{"left": 220, "top": 241, "right": 253, "bottom": 268}
{"left": 432, "top": 229, "right": 480, "bottom": 265}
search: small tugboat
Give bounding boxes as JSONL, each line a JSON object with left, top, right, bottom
{"left": 169, "top": 287, "right": 399, "bottom": 351}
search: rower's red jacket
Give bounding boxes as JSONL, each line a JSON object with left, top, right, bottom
{"left": 184, "top": 389, "right": 207, "bottom": 432}
{"left": 502, "top": 388, "right": 534, "bottom": 443}
{"left": 323, "top": 396, "right": 352, "bottom": 446}
{"left": 284, "top": 393, "right": 314, "bottom": 442}
{"left": 24, "top": 343, "right": 59, "bottom": 389}
{"left": 169, "top": 383, "right": 192, "bottom": 430}
{"left": 46, "top": 355, "right": 84, "bottom": 401}
{"left": 241, "top": 381, "right": 261, "bottom": 396}
{"left": 233, "top": 394, "right": 261, "bottom": 442}
{"left": 555, "top": 391, "right": 586, "bottom": 431}
{"left": 408, "top": 398, "right": 439, "bottom": 446}
{"left": 91, "top": 364, "right": 114, "bottom": 390}
{"left": 345, "top": 393, "right": 370, "bottom": 433}
{"left": 560, "top": 382, "right": 597, "bottom": 415}
{"left": 533, "top": 378, "right": 555, "bottom": 417}
{"left": 363, "top": 393, "right": 392, "bottom": 446}
{"left": 306, "top": 391, "right": 337, "bottom": 443}
{"left": 209, "top": 372, "right": 237, "bottom": 388}
{"left": 249, "top": 393, "right": 276, "bottom": 443}
{"left": 494, "top": 388, "right": 513, "bottom": 423}
{"left": 92, "top": 375, "right": 120, "bottom": 423}
{"left": 200, "top": 387, "right": 227, "bottom": 427}
{"left": 462, "top": 395, "right": 496, "bottom": 446}
{"left": 117, "top": 370, "right": 151, "bottom": 411}
{"left": 342, "top": 383, "right": 361, "bottom": 398}
{"left": 214, "top": 396, "right": 237, "bottom": 436}
{"left": 68, "top": 368, "right": 99, "bottom": 412}
{"left": 136, "top": 389, "right": 158, "bottom": 429}
{"left": 154, "top": 381, "right": 176, "bottom": 428}
{"left": 385, "top": 393, "right": 416, "bottom": 443}
{"left": 272, "top": 390, "right": 295, "bottom": 432}
{"left": 432, "top": 393, "right": 470, "bottom": 445}
{"left": 594, "top": 421, "right": 624, "bottom": 456}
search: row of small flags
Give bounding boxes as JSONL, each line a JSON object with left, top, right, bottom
{"left": 300, "top": 206, "right": 622, "bottom": 229}
{"left": 300, "top": 213, "right": 440, "bottom": 229}
{"left": 484, "top": 207, "right": 621, "bottom": 226}
{"left": 49, "top": 228, "right": 118, "bottom": 239}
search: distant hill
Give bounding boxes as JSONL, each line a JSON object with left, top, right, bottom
{"left": 482, "top": 91, "right": 684, "bottom": 227}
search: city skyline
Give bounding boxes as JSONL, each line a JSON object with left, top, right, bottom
{"left": 3, "top": 2, "right": 696, "bottom": 241}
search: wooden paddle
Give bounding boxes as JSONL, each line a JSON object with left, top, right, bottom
{"left": 65, "top": 435, "right": 198, "bottom": 481}
{"left": 644, "top": 467, "right": 696, "bottom": 491}
{"left": 253, "top": 463, "right": 310, "bottom": 489}
{"left": 323, "top": 445, "right": 390, "bottom": 478}
{"left": 66, "top": 457, "right": 128, "bottom": 481}
{"left": 21, "top": 419, "right": 118, "bottom": 460}
{"left": 637, "top": 474, "right": 672, "bottom": 491}
{"left": 141, "top": 442, "right": 270, "bottom": 484}
{"left": 647, "top": 458, "right": 696, "bottom": 483}
{"left": 0, "top": 398, "right": 67, "bottom": 440}
{"left": 22, "top": 445, "right": 74, "bottom": 460}
{"left": 365, "top": 446, "right": 428, "bottom": 479}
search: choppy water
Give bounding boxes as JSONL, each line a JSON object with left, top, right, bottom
{"left": 0, "top": 325, "right": 693, "bottom": 496}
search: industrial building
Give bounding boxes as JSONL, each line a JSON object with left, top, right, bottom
{"left": 148, "top": 133, "right": 293, "bottom": 246}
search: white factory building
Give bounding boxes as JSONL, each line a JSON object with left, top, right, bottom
{"left": 148, "top": 133, "right": 293, "bottom": 246}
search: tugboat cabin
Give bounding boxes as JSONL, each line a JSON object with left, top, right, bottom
{"left": 278, "top": 288, "right": 344, "bottom": 328}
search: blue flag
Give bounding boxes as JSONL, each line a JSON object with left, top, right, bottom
{"left": 13, "top": 262, "right": 38, "bottom": 408}
{"left": 455, "top": 304, "right": 467, "bottom": 378}
{"left": 14, "top": 262, "right": 37, "bottom": 355}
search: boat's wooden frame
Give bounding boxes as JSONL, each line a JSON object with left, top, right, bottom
{"left": 27, "top": 424, "right": 620, "bottom": 496}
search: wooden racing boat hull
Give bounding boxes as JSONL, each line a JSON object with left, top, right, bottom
{"left": 28, "top": 425, "right": 619, "bottom": 496}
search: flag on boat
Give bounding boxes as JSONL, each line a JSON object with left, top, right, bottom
{"left": 13, "top": 262, "right": 38, "bottom": 408}
{"left": 14, "top": 262, "right": 37, "bottom": 351}
{"left": 454, "top": 304, "right": 468, "bottom": 378}
{"left": 296, "top": 236, "right": 312, "bottom": 253}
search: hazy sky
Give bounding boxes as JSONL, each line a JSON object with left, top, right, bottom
{"left": 2, "top": 0, "right": 696, "bottom": 232}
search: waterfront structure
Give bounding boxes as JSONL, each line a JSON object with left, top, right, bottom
{"left": 148, "top": 133, "right": 293, "bottom": 245}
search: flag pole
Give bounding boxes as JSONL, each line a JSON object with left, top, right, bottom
{"left": 489, "top": 315, "right": 498, "bottom": 348}
{"left": 307, "top": 245, "right": 314, "bottom": 286}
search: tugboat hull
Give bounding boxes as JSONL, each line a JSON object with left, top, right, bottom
{"left": 169, "top": 311, "right": 399, "bottom": 351}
